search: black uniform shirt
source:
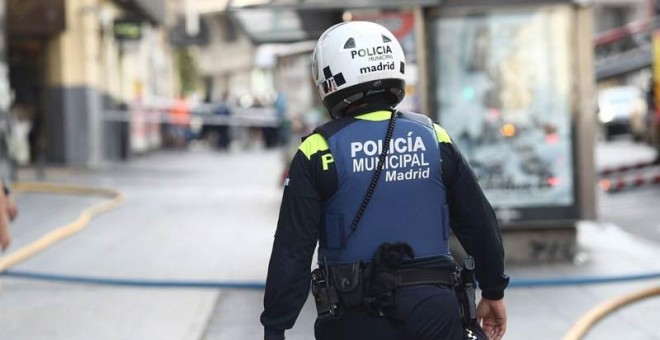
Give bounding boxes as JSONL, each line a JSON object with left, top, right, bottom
{"left": 261, "top": 108, "right": 509, "bottom": 338}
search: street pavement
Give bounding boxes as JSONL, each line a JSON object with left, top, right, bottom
{"left": 0, "top": 141, "right": 658, "bottom": 340}
{"left": 596, "top": 139, "right": 660, "bottom": 242}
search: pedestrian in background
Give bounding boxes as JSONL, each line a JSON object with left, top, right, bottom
{"left": 168, "top": 95, "right": 191, "bottom": 148}
{"left": 261, "top": 21, "right": 508, "bottom": 340}
{"left": 214, "top": 93, "right": 232, "bottom": 151}
{"left": 0, "top": 178, "right": 18, "bottom": 252}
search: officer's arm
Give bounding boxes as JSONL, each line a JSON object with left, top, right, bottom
{"left": 261, "top": 150, "right": 322, "bottom": 339}
{"left": 437, "top": 127, "right": 509, "bottom": 300}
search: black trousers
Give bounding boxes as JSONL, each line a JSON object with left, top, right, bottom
{"left": 314, "top": 285, "right": 486, "bottom": 340}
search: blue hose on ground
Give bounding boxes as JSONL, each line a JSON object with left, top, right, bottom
{"left": 2, "top": 270, "right": 659, "bottom": 290}
{"left": 508, "top": 272, "right": 660, "bottom": 288}
{"left": 0, "top": 270, "right": 266, "bottom": 289}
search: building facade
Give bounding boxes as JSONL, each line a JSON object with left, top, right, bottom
{"left": 197, "top": 9, "right": 257, "bottom": 102}
{"left": 5, "top": 0, "right": 176, "bottom": 167}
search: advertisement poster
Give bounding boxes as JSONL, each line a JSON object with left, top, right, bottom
{"left": 434, "top": 7, "right": 574, "bottom": 208}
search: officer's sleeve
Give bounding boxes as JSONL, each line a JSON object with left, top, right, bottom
{"left": 260, "top": 148, "right": 322, "bottom": 338}
{"left": 435, "top": 124, "right": 509, "bottom": 300}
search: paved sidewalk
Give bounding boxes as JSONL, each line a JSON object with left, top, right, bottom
{"left": 0, "top": 148, "right": 283, "bottom": 340}
{"left": 0, "top": 147, "right": 658, "bottom": 340}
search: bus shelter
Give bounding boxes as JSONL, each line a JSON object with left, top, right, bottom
{"left": 426, "top": 0, "right": 596, "bottom": 260}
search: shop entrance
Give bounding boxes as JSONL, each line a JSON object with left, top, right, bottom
{"left": 7, "top": 37, "right": 47, "bottom": 166}
{"left": 6, "top": 0, "right": 65, "bottom": 168}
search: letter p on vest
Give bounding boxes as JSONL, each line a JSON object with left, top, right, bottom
{"left": 322, "top": 154, "right": 334, "bottom": 171}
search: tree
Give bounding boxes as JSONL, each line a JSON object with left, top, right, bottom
{"left": 175, "top": 47, "right": 200, "bottom": 96}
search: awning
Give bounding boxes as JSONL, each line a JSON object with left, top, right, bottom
{"left": 7, "top": 0, "right": 66, "bottom": 37}
{"left": 231, "top": 0, "right": 438, "bottom": 10}
{"left": 228, "top": 0, "right": 437, "bottom": 44}
{"left": 113, "top": 0, "right": 167, "bottom": 24}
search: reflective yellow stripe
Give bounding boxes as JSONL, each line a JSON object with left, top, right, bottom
{"left": 299, "top": 133, "right": 329, "bottom": 159}
{"left": 433, "top": 123, "right": 452, "bottom": 143}
{"left": 355, "top": 110, "right": 391, "bottom": 121}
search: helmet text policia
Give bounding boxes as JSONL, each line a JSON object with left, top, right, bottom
{"left": 312, "top": 21, "right": 406, "bottom": 118}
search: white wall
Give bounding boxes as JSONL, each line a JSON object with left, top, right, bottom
{"left": 198, "top": 13, "right": 256, "bottom": 100}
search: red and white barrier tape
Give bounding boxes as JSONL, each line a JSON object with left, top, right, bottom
{"left": 598, "top": 161, "right": 658, "bottom": 177}
{"left": 599, "top": 173, "right": 660, "bottom": 193}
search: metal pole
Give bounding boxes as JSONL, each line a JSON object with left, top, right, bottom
{"left": 575, "top": 3, "right": 597, "bottom": 220}
{"left": 413, "top": 6, "right": 429, "bottom": 115}
{"left": 652, "top": 0, "right": 660, "bottom": 163}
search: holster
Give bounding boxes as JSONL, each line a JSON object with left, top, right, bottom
{"left": 453, "top": 256, "right": 478, "bottom": 327}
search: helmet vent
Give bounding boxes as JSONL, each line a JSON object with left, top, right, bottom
{"left": 343, "top": 38, "right": 356, "bottom": 49}
{"left": 382, "top": 35, "right": 392, "bottom": 43}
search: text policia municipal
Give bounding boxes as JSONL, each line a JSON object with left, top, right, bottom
{"left": 351, "top": 132, "right": 431, "bottom": 182}
{"left": 351, "top": 45, "right": 394, "bottom": 62}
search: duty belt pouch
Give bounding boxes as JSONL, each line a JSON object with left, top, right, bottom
{"left": 331, "top": 262, "right": 367, "bottom": 308}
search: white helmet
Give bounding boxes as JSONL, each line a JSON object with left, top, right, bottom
{"left": 312, "top": 21, "right": 406, "bottom": 118}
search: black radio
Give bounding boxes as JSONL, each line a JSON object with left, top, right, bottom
{"left": 311, "top": 267, "right": 342, "bottom": 322}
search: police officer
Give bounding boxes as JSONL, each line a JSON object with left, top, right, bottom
{"left": 261, "top": 21, "right": 508, "bottom": 340}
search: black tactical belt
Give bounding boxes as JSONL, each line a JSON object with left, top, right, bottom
{"left": 396, "top": 268, "right": 454, "bottom": 287}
